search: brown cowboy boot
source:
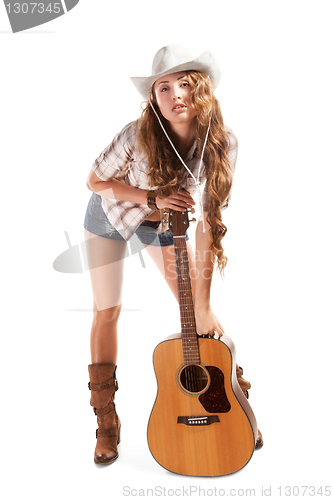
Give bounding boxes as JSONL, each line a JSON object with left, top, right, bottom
{"left": 236, "top": 364, "right": 263, "bottom": 450}
{"left": 88, "top": 363, "right": 121, "bottom": 465}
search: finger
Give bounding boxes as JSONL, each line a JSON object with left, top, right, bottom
{"left": 169, "top": 200, "right": 194, "bottom": 211}
{"left": 176, "top": 191, "right": 195, "bottom": 204}
{"left": 156, "top": 197, "right": 191, "bottom": 210}
{"left": 214, "top": 315, "right": 225, "bottom": 334}
{"left": 170, "top": 204, "right": 192, "bottom": 211}
{"left": 219, "top": 324, "right": 225, "bottom": 336}
{"left": 171, "top": 193, "right": 195, "bottom": 207}
{"left": 213, "top": 326, "right": 224, "bottom": 338}
{"left": 172, "top": 189, "right": 195, "bottom": 201}
{"left": 204, "top": 330, "right": 219, "bottom": 338}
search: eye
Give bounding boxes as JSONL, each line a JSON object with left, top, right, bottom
{"left": 160, "top": 86, "right": 168, "bottom": 92}
{"left": 180, "top": 81, "right": 190, "bottom": 87}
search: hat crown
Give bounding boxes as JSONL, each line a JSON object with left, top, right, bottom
{"left": 131, "top": 45, "right": 220, "bottom": 100}
{"left": 152, "top": 45, "right": 193, "bottom": 76}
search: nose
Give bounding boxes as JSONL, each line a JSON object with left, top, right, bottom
{"left": 172, "top": 86, "right": 181, "bottom": 101}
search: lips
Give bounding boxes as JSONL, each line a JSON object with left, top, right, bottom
{"left": 172, "top": 103, "right": 187, "bottom": 111}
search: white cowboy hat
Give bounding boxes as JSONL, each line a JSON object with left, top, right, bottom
{"left": 130, "top": 44, "right": 221, "bottom": 100}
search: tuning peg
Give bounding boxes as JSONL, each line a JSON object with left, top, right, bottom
{"left": 190, "top": 218, "right": 197, "bottom": 223}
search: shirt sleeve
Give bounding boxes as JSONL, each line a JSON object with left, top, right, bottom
{"left": 92, "top": 122, "right": 136, "bottom": 181}
{"left": 202, "top": 127, "right": 238, "bottom": 212}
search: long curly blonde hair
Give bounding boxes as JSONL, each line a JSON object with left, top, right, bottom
{"left": 136, "top": 71, "right": 234, "bottom": 274}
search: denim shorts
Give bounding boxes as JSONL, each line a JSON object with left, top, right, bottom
{"left": 83, "top": 192, "right": 188, "bottom": 247}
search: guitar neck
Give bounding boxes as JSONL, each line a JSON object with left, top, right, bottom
{"left": 173, "top": 236, "right": 200, "bottom": 364}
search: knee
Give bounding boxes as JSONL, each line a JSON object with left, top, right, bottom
{"left": 93, "top": 305, "right": 122, "bottom": 325}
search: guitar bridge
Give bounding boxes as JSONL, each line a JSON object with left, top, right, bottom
{"left": 177, "top": 415, "right": 220, "bottom": 426}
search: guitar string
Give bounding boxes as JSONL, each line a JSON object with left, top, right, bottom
{"left": 175, "top": 238, "right": 192, "bottom": 418}
{"left": 176, "top": 230, "right": 204, "bottom": 421}
{"left": 177, "top": 236, "right": 197, "bottom": 418}
{"left": 181, "top": 239, "right": 195, "bottom": 398}
{"left": 184, "top": 239, "right": 196, "bottom": 419}
{"left": 176, "top": 241, "right": 190, "bottom": 418}
{"left": 182, "top": 239, "right": 195, "bottom": 419}
{"left": 183, "top": 237, "right": 199, "bottom": 420}
{"left": 185, "top": 237, "right": 198, "bottom": 418}
{"left": 180, "top": 240, "right": 194, "bottom": 418}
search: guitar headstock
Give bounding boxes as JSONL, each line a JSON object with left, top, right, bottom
{"left": 168, "top": 209, "right": 190, "bottom": 237}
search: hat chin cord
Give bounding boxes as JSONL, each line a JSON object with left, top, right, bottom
{"left": 148, "top": 96, "right": 211, "bottom": 233}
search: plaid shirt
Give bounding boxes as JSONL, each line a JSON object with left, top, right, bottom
{"left": 92, "top": 120, "right": 238, "bottom": 240}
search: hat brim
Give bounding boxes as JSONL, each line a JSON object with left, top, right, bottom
{"left": 130, "top": 50, "right": 221, "bottom": 100}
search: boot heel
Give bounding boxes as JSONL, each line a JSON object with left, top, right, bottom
{"left": 88, "top": 363, "right": 120, "bottom": 465}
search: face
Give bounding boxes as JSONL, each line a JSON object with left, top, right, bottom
{"left": 153, "top": 71, "right": 197, "bottom": 128}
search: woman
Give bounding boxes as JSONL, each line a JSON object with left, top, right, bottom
{"left": 84, "top": 45, "right": 263, "bottom": 465}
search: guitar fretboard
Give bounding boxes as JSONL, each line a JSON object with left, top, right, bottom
{"left": 174, "top": 236, "right": 200, "bottom": 364}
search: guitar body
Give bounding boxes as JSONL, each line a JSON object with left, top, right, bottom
{"left": 147, "top": 210, "right": 258, "bottom": 476}
{"left": 147, "top": 334, "right": 257, "bottom": 476}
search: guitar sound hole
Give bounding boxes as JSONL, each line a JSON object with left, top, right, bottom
{"left": 179, "top": 364, "right": 209, "bottom": 394}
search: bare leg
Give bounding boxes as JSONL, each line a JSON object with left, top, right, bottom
{"left": 90, "top": 299, "right": 121, "bottom": 364}
{"left": 146, "top": 240, "right": 227, "bottom": 339}
{"left": 145, "top": 240, "right": 197, "bottom": 302}
{"left": 84, "top": 229, "right": 127, "bottom": 364}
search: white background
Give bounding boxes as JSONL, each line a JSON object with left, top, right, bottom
{"left": 1, "top": 1, "right": 332, "bottom": 498}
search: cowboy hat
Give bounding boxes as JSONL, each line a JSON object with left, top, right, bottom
{"left": 130, "top": 44, "right": 221, "bottom": 100}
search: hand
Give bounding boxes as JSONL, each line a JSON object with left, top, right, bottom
{"left": 156, "top": 189, "right": 195, "bottom": 211}
{"left": 195, "top": 304, "right": 225, "bottom": 339}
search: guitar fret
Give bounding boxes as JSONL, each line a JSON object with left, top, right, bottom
{"left": 183, "top": 356, "right": 200, "bottom": 363}
{"left": 171, "top": 214, "right": 200, "bottom": 363}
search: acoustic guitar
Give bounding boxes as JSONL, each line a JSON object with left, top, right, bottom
{"left": 147, "top": 209, "right": 258, "bottom": 476}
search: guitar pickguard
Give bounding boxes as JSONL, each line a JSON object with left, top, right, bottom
{"left": 199, "top": 366, "right": 231, "bottom": 413}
